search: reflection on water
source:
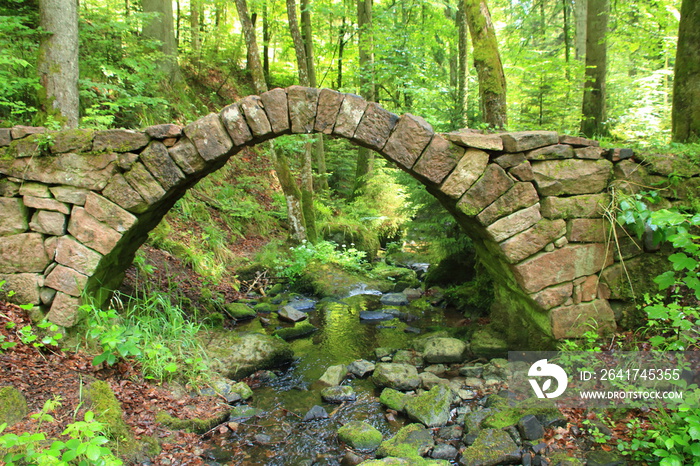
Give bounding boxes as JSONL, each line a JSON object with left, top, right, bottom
{"left": 207, "top": 292, "right": 461, "bottom": 465}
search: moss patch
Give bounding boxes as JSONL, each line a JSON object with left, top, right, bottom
{"left": 376, "top": 423, "right": 433, "bottom": 460}
{"left": 272, "top": 321, "right": 318, "bottom": 340}
{"left": 0, "top": 386, "right": 28, "bottom": 426}
{"left": 224, "top": 303, "right": 257, "bottom": 320}
{"left": 337, "top": 420, "right": 383, "bottom": 451}
{"left": 155, "top": 409, "right": 229, "bottom": 434}
{"left": 482, "top": 397, "right": 562, "bottom": 429}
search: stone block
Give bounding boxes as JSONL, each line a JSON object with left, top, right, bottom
{"left": 532, "top": 159, "right": 612, "bottom": 196}
{"left": 44, "top": 235, "right": 57, "bottom": 261}
{"left": 45, "top": 265, "right": 88, "bottom": 297}
{"left": 8, "top": 136, "right": 40, "bottom": 158}
{"left": 541, "top": 194, "right": 610, "bottom": 219}
{"left": 67, "top": 207, "right": 122, "bottom": 255}
{"left": 457, "top": 164, "right": 514, "bottom": 216}
{"left": 413, "top": 135, "right": 464, "bottom": 185}
{"left": 140, "top": 141, "right": 185, "bottom": 191}
{"left": 0, "top": 233, "right": 49, "bottom": 273}
{"left": 0, "top": 197, "right": 28, "bottom": 236}
{"left": 559, "top": 135, "right": 599, "bottom": 147}
{"left": 40, "top": 287, "right": 56, "bottom": 305}
{"left": 314, "top": 89, "right": 344, "bottom": 134}
{"left": 354, "top": 102, "right": 398, "bottom": 151}
{"left": 0, "top": 273, "right": 43, "bottom": 304}
{"left": 168, "top": 137, "right": 206, "bottom": 175}
{"left": 499, "top": 218, "right": 566, "bottom": 263}
{"left": 55, "top": 235, "right": 102, "bottom": 275}
{"left": 93, "top": 129, "right": 149, "bottom": 152}
{"left": 51, "top": 129, "right": 94, "bottom": 154}
{"left": 333, "top": 94, "right": 368, "bottom": 138}
{"left": 530, "top": 282, "right": 573, "bottom": 310}
{"left": 49, "top": 186, "right": 90, "bottom": 205}
{"left": 574, "top": 146, "right": 605, "bottom": 160}
{"left": 607, "top": 148, "right": 634, "bottom": 162}
{"left": 123, "top": 162, "right": 166, "bottom": 204}
{"left": 19, "top": 182, "right": 51, "bottom": 198}
{"left": 239, "top": 95, "right": 272, "bottom": 137}
{"left": 442, "top": 130, "right": 504, "bottom": 151}
{"left": 84, "top": 192, "right": 137, "bottom": 233}
{"left": 145, "top": 124, "right": 182, "bottom": 139}
{"left": 509, "top": 161, "right": 535, "bottom": 181}
{"left": 0, "top": 128, "right": 11, "bottom": 146}
{"left": 550, "top": 299, "right": 616, "bottom": 339}
{"left": 494, "top": 152, "right": 525, "bottom": 169}
{"left": 477, "top": 182, "right": 539, "bottom": 226}
{"left": 0, "top": 179, "right": 20, "bottom": 196}
{"left": 500, "top": 131, "right": 559, "bottom": 152}
{"left": 102, "top": 173, "right": 148, "bottom": 214}
{"left": 0, "top": 151, "right": 117, "bottom": 190}
{"left": 578, "top": 275, "right": 599, "bottom": 302}
{"left": 46, "top": 292, "right": 81, "bottom": 327}
{"left": 567, "top": 218, "right": 608, "bottom": 242}
{"left": 288, "top": 85, "right": 319, "bottom": 134}
{"left": 220, "top": 104, "right": 253, "bottom": 146}
{"left": 29, "top": 210, "right": 66, "bottom": 236}
{"left": 23, "top": 196, "right": 70, "bottom": 214}
{"left": 513, "top": 243, "right": 613, "bottom": 293}
{"left": 525, "top": 144, "right": 575, "bottom": 160}
{"left": 383, "top": 113, "right": 434, "bottom": 170}
{"left": 117, "top": 153, "right": 138, "bottom": 170}
{"left": 184, "top": 113, "right": 234, "bottom": 161}
{"left": 486, "top": 203, "right": 541, "bottom": 242}
{"left": 439, "top": 148, "right": 490, "bottom": 199}
{"left": 11, "top": 125, "right": 45, "bottom": 139}
{"left": 260, "top": 88, "right": 290, "bottom": 134}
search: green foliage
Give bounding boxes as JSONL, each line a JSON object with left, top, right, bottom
{"left": 646, "top": 390, "right": 700, "bottom": 466}
{"left": 84, "top": 293, "right": 208, "bottom": 385}
{"left": 0, "top": 397, "right": 122, "bottom": 465}
{"left": 273, "top": 240, "right": 367, "bottom": 283}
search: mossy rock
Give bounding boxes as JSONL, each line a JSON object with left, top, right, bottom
{"left": 224, "top": 303, "right": 257, "bottom": 320}
{"left": 0, "top": 386, "right": 28, "bottom": 426}
{"left": 202, "top": 330, "right": 294, "bottom": 379}
{"left": 272, "top": 321, "right": 318, "bottom": 341}
{"left": 459, "top": 428, "right": 521, "bottom": 465}
{"left": 253, "top": 302, "right": 278, "bottom": 313}
{"left": 85, "top": 380, "right": 132, "bottom": 442}
{"left": 155, "top": 409, "right": 229, "bottom": 434}
{"left": 321, "top": 221, "right": 380, "bottom": 261}
{"left": 469, "top": 326, "right": 508, "bottom": 359}
{"left": 376, "top": 423, "right": 433, "bottom": 460}
{"left": 360, "top": 457, "right": 451, "bottom": 466}
{"left": 372, "top": 265, "right": 420, "bottom": 292}
{"left": 481, "top": 397, "right": 562, "bottom": 429}
{"left": 379, "top": 387, "right": 409, "bottom": 412}
{"left": 337, "top": 420, "right": 383, "bottom": 451}
{"left": 297, "top": 261, "right": 391, "bottom": 297}
{"left": 230, "top": 381, "right": 253, "bottom": 400}
{"left": 424, "top": 252, "right": 477, "bottom": 288}
{"left": 404, "top": 385, "right": 454, "bottom": 427}
{"left": 549, "top": 452, "right": 584, "bottom": 466}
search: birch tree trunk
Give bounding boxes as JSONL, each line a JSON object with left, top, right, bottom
{"left": 37, "top": 0, "right": 79, "bottom": 128}
{"left": 234, "top": 0, "right": 268, "bottom": 94}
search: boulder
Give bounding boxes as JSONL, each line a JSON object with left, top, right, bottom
{"left": 278, "top": 305, "right": 308, "bottom": 322}
{"left": 404, "top": 385, "right": 454, "bottom": 427}
{"left": 337, "top": 421, "right": 383, "bottom": 451}
{"left": 376, "top": 423, "right": 434, "bottom": 459}
{"left": 459, "top": 428, "right": 521, "bottom": 466}
{"left": 203, "top": 331, "right": 294, "bottom": 379}
{"left": 421, "top": 337, "right": 467, "bottom": 364}
{"left": 348, "top": 359, "right": 376, "bottom": 378}
{"left": 319, "top": 364, "right": 347, "bottom": 386}
{"left": 321, "top": 385, "right": 356, "bottom": 403}
{"left": 372, "top": 363, "right": 420, "bottom": 391}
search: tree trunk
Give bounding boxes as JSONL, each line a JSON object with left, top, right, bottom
{"left": 37, "top": 0, "right": 79, "bottom": 128}
{"left": 286, "top": 0, "right": 310, "bottom": 86}
{"left": 263, "top": 0, "right": 271, "bottom": 82}
{"left": 273, "top": 145, "right": 307, "bottom": 243}
{"left": 574, "top": 0, "right": 587, "bottom": 60}
{"left": 457, "top": 0, "right": 469, "bottom": 127}
{"left": 580, "top": 0, "right": 609, "bottom": 137}
{"left": 190, "top": 0, "right": 201, "bottom": 54}
{"left": 300, "top": 0, "right": 317, "bottom": 87}
{"left": 142, "top": 0, "right": 181, "bottom": 83}
{"left": 672, "top": 0, "right": 700, "bottom": 142}
{"left": 234, "top": 0, "right": 267, "bottom": 94}
{"left": 464, "top": 0, "right": 507, "bottom": 129}
{"left": 352, "top": 0, "right": 375, "bottom": 199}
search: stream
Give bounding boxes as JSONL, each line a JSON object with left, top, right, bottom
{"left": 202, "top": 287, "right": 470, "bottom": 466}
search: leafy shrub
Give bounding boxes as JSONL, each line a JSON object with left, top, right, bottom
{"left": 274, "top": 240, "right": 367, "bottom": 283}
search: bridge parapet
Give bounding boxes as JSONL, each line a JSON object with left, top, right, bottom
{"left": 0, "top": 86, "right": 692, "bottom": 350}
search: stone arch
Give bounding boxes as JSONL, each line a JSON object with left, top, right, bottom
{"left": 0, "top": 86, "right": 621, "bottom": 349}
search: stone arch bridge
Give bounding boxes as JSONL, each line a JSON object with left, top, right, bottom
{"left": 0, "top": 86, "right": 651, "bottom": 349}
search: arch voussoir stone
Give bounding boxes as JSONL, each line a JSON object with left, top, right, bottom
{"left": 1, "top": 86, "right": 667, "bottom": 350}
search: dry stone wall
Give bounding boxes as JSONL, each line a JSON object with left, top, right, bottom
{"left": 0, "top": 85, "right": 682, "bottom": 349}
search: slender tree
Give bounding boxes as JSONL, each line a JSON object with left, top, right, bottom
{"left": 37, "top": 0, "right": 79, "bottom": 128}
{"left": 142, "top": 0, "right": 181, "bottom": 82}
{"left": 286, "top": 0, "right": 310, "bottom": 86}
{"left": 580, "top": 0, "right": 609, "bottom": 137}
{"left": 352, "top": 0, "right": 375, "bottom": 198}
{"left": 574, "top": 0, "right": 587, "bottom": 60}
{"left": 672, "top": 0, "right": 700, "bottom": 142}
{"left": 464, "top": 0, "right": 507, "bottom": 129}
{"left": 234, "top": 0, "right": 267, "bottom": 94}
{"left": 457, "top": 0, "right": 469, "bottom": 127}
{"left": 190, "top": 0, "right": 201, "bottom": 54}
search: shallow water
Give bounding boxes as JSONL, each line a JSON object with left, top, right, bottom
{"left": 205, "top": 292, "right": 465, "bottom": 465}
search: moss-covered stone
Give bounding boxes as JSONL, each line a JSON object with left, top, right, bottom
{"left": 0, "top": 386, "right": 28, "bottom": 426}
{"left": 253, "top": 302, "right": 278, "bottom": 313}
{"left": 376, "top": 423, "right": 434, "bottom": 460}
{"left": 272, "top": 321, "right": 318, "bottom": 340}
{"left": 379, "top": 387, "right": 408, "bottom": 412}
{"left": 548, "top": 452, "right": 584, "bottom": 465}
{"left": 470, "top": 326, "right": 509, "bottom": 358}
{"left": 85, "top": 380, "right": 132, "bottom": 442}
{"left": 459, "top": 428, "right": 521, "bottom": 466}
{"left": 404, "top": 385, "right": 454, "bottom": 427}
{"left": 224, "top": 303, "right": 257, "bottom": 320}
{"left": 230, "top": 382, "right": 253, "bottom": 400}
{"left": 337, "top": 420, "right": 383, "bottom": 451}
{"left": 155, "top": 409, "right": 229, "bottom": 434}
{"left": 297, "top": 261, "right": 393, "bottom": 296}
{"left": 359, "top": 457, "right": 451, "bottom": 466}
{"left": 321, "top": 220, "right": 380, "bottom": 261}
{"left": 481, "top": 397, "right": 562, "bottom": 429}
{"left": 371, "top": 264, "right": 420, "bottom": 291}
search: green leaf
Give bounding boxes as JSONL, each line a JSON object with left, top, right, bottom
{"left": 85, "top": 443, "right": 101, "bottom": 461}
{"left": 164, "top": 362, "right": 178, "bottom": 373}
{"left": 669, "top": 253, "right": 698, "bottom": 272}
{"left": 654, "top": 271, "right": 677, "bottom": 290}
